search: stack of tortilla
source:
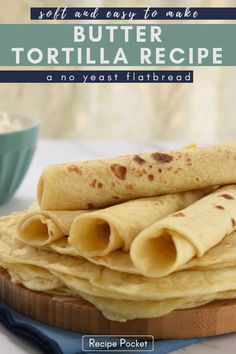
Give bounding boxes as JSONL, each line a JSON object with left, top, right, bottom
{"left": 2, "top": 143, "right": 236, "bottom": 322}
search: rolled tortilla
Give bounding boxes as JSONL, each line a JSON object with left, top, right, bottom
{"left": 130, "top": 185, "right": 236, "bottom": 278}
{"left": 17, "top": 210, "right": 85, "bottom": 247}
{"left": 38, "top": 143, "right": 236, "bottom": 210}
{"left": 6, "top": 217, "right": 236, "bottom": 312}
{"left": 68, "top": 189, "right": 210, "bottom": 257}
{"left": 48, "top": 239, "right": 139, "bottom": 274}
{"left": 49, "top": 230, "right": 236, "bottom": 275}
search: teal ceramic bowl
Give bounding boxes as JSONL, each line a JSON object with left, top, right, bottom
{"left": 0, "top": 115, "right": 39, "bottom": 205}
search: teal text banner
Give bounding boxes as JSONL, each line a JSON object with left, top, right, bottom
{"left": 0, "top": 24, "right": 235, "bottom": 66}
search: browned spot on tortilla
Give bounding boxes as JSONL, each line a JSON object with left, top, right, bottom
{"left": 172, "top": 212, "right": 185, "bottom": 217}
{"left": 127, "top": 184, "right": 134, "bottom": 190}
{"left": 67, "top": 165, "right": 82, "bottom": 175}
{"left": 174, "top": 168, "right": 183, "bottom": 174}
{"left": 151, "top": 152, "right": 173, "bottom": 164}
{"left": 97, "top": 182, "right": 103, "bottom": 189}
{"left": 158, "top": 169, "right": 162, "bottom": 173}
{"left": 113, "top": 196, "right": 120, "bottom": 200}
{"left": 187, "top": 158, "right": 192, "bottom": 166}
{"left": 175, "top": 153, "right": 182, "bottom": 160}
{"left": 133, "top": 155, "right": 146, "bottom": 165}
{"left": 149, "top": 165, "right": 153, "bottom": 169}
{"left": 90, "top": 179, "right": 97, "bottom": 188}
{"left": 219, "top": 194, "right": 234, "bottom": 200}
{"left": 148, "top": 174, "right": 154, "bottom": 181}
{"left": 231, "top": 218, "right": 236, "bottom": 227}
{"left": 195, "top": 177, "right": 200, "bottom": 182}
{"left": 87, "top": 203, "right": 95, "bottom": 210}
{"left": 110, "top": 164, "right": 127, "bottom": 180}
{"left": 111, "top": 182, "right": 116, "bottom": 187}
{"left": 215, "top": 205, "right": 225, "bottom": 210}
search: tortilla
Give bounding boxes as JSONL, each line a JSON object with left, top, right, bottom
{"left": 37, "top": 143, "right": 236, "bottom": 210}
{"left": 4, "top": 262, "right": 63, "bottom": 291}
{"left": 48, "top": 270, "right": 130, "bottom": 300}
{"left": 5, "top": 258, "right": 236, "bottom": 321}
{"left": 6, "top": 230, "right": 236, "bottom": 303}
{"left": 6, "top": 259, "right": 236, "bottom": 322}
{"left": 4, "top": 211, "right": 236, "bottom": 322}
{"left": 46, "top": 237, "right": 82, "bottom": 257}
{"left": 45, "top": 230, "right": 236, "bottom": 275}
{"left": 78, "top": 290, "right": 236, "bottom": 322}
{"left": 69, "top": 189, "right": 209, "bottom": 257}
{"left": 17, "top": 209, "right": 85, "bottom": 247}
{"left": 88, "top": 265, "right": 236, "bottom": 301}
{"left": 130, "top": 185, "right": 236, "bottom": 278}
{"left": 46, "top": 238, "right": 138, "bottom": 274}
{"left": 6, "top": 244, "right": 236, "bottom": 305}
{"left": 6, "top": 267, "right": 73, "bottom": 296}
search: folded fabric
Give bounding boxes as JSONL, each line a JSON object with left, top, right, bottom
{"left": 0, "top": 297, "right": 202, "bottom": 354}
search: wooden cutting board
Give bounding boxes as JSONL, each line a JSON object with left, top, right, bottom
{"left": 0, "top": 267, "right": 236, "bottom": 339}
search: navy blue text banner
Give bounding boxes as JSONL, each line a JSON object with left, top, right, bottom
{"left": 0, "top": 70, "right": 193, "bottom": 83}
{"left": 31, "top": 7, "right": 236, "bottom": 21}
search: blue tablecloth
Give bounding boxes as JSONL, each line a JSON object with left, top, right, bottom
{"left": 0, "top": 298, "right": 202, "bottom": 354}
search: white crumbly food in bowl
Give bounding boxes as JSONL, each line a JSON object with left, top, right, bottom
{"left": 0, "top": 113, "right": 23, "bottom": 133}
